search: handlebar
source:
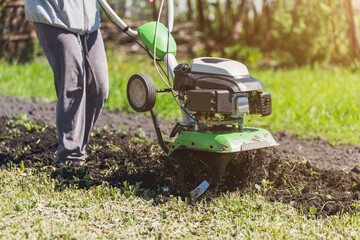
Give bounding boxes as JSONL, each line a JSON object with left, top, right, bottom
{"left": 167, "top": 0, "right": 174, "bottom": 32}
{"left": 98, "top": 0, "right": 174, "bottom": 36}
{"left": 97, "top": 0, "right": 139, "bottom": 37}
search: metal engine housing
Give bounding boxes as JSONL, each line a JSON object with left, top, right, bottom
{"left": 173, "top": 57, "right": 272, "bottom": 127}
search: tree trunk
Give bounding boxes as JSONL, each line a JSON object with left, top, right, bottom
{"left": 197, "top": 0, "right": 205, "bottom": 29}
{"left": 344, "top": 0, "right": 360, "bottom": 60}
{"left": 197, "top": 0, "right": 212, "bottom": 55}
{"left": 152, "top": 0, "right": 158, "bottom": 20}
{"left": 197, "top": 0, "right": 205, "bottom": 30}
{"left": 214, "top": 1, "right": 224, "bottom": 41}
{"left": 328, "top": 0, "right": 340, "bottom": 58}
{"left": 262, "top": 0, "right": 275, "bottom": 51}
{"left": 187, "top": 0, "right": 193, "bottom": 21}
{"left": 231, "top": 0, "right": 248, "bottom": 41}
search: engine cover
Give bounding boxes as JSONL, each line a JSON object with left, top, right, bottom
{"left": 173, "top": 57, "right": 265, "bottom": 93}
{"left": 190, "top": 57, "right": 249, "bottom": 77}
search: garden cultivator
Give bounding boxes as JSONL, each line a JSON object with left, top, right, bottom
{"left": 99, "top": 0, "right": 278, "bottom": 177}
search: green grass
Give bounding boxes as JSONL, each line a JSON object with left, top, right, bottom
{"left": 0, "top": 58, "right": 54, "bottom": 102}
{"left": 0, "top": 54, "right": 359, "bottom": 145}
{"left": 1, "top": 167, "right": 360, "bottom": 239}
{"left": 250, "top": 67, "right": 360, "bottom": 145}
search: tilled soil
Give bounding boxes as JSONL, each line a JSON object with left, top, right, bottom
{"left": 1, "top": 95, "right": 359, "bottom": 170}
{"left": 0, "top": 95, "right": 176, "bottom": 140}
{"left": 1, "top": 95, "right": 360, "bottom": 217}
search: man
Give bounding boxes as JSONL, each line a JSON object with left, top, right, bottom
{"left": 24, "top": 1, "right": 109, "bottom": 164}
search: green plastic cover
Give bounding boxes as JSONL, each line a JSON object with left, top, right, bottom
{"left": 137, "top": 21, "right": 177, "bottom": 60}
{"left": 168, "top": 127, "right": 278, "bottom": 156}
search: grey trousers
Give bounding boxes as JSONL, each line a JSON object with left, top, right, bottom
{"left": 34, "top": 23, "right": 109, "bottom": 161}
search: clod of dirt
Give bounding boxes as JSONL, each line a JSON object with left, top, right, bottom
{"left": 1, "top": 116, "right": 360, "bottom": 217}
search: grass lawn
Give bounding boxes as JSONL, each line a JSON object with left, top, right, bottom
{"left": 1, "top": 167, "right": 360, "bottom": 239}
{"left": 0, "top": 53, "right": 359, "bottom": 145}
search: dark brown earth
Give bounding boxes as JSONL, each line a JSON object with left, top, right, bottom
{"left": 1, "top": 95, "right": 360, "bottom": 217}
{"left": 2, "top": 95, "right": 359, "bottom": 170}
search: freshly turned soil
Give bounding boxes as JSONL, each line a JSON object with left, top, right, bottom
{"left": 1, "top": 95, "right": 360, "bottom": 217}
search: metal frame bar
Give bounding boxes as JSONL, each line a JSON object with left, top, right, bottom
{"left": 97, "top": 0, "right": 139, "bottom": 37}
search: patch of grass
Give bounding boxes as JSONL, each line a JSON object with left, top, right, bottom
{"left": 0, "top": 58, "right": 55, "bottom": 102}
{"left": 0, "top": 167, "right": 360, "bottom": 238}
{"left": 249, "top": 67, "right": 360, "bottom": 145}
{"left": 0, "top": 55, "right": 359, "bottom": 144}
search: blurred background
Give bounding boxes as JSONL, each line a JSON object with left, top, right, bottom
{"left": 1, "top": 0, "right": 360, "bottom": 68}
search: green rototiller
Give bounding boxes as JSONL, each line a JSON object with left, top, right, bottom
{"left": 98, "top": 0, "right": 278, "bottom": 176}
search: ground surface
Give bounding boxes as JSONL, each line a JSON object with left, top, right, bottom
{"left": 1, "top": 95, "right": 359, "bottom": 170}
{"left": 1, "top": 95, "right": 360, "bottom": 217}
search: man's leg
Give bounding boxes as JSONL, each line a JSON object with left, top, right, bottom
{"left": 81, "top": 29, "right": 109, "bottom": 152}
{"left": 34, "top": 23, "right": 88, "bottom": 162}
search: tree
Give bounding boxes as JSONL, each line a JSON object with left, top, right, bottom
{"left": 344, "top": 0, "right": 360, "bottom": 60}
{"left": 187, "top": 0, "right": 193, "bottom": 21}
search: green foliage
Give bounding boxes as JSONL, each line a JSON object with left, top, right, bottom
{"left": 255, "top": 178, "right": 270, "bottom": 194}
{"left": 309, "top": 206, "right": 318, "bottom": 215}
{"left": 194, "top": 0, "right": 355, "bottom": 66}
{"left": 0, "top": 0, "right": 11, "bottom": 12}
{"left": 269, "top": 0, "right": 349, "bottom": 66}
{"left": 224, "top": 45, "right": 263, "bottom": 66}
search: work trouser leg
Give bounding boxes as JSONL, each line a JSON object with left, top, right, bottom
{"left": 34, "top": 23, "right": 109, "bottom": 162}
{"left": 82, "top": 29, "right": 109, "bottom": 154}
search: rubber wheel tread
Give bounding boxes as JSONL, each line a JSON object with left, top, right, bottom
{"left": 127, "top": 73, "right": 157, "bottom": 112}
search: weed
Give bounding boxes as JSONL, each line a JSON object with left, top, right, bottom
{"left": 89, "top": 144, "right": 103, "bottom": 154}
{"left": 309, "top": 206, "right": 318, "bottom": 215}
{"left": 301, "top": 157, "right": 312, "bottom": 164}
{"left": 107, "top": 143, "right": 123, "bottom": 153}
{"left": 6, "top": 114, "right": 47, "bottom": 133}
